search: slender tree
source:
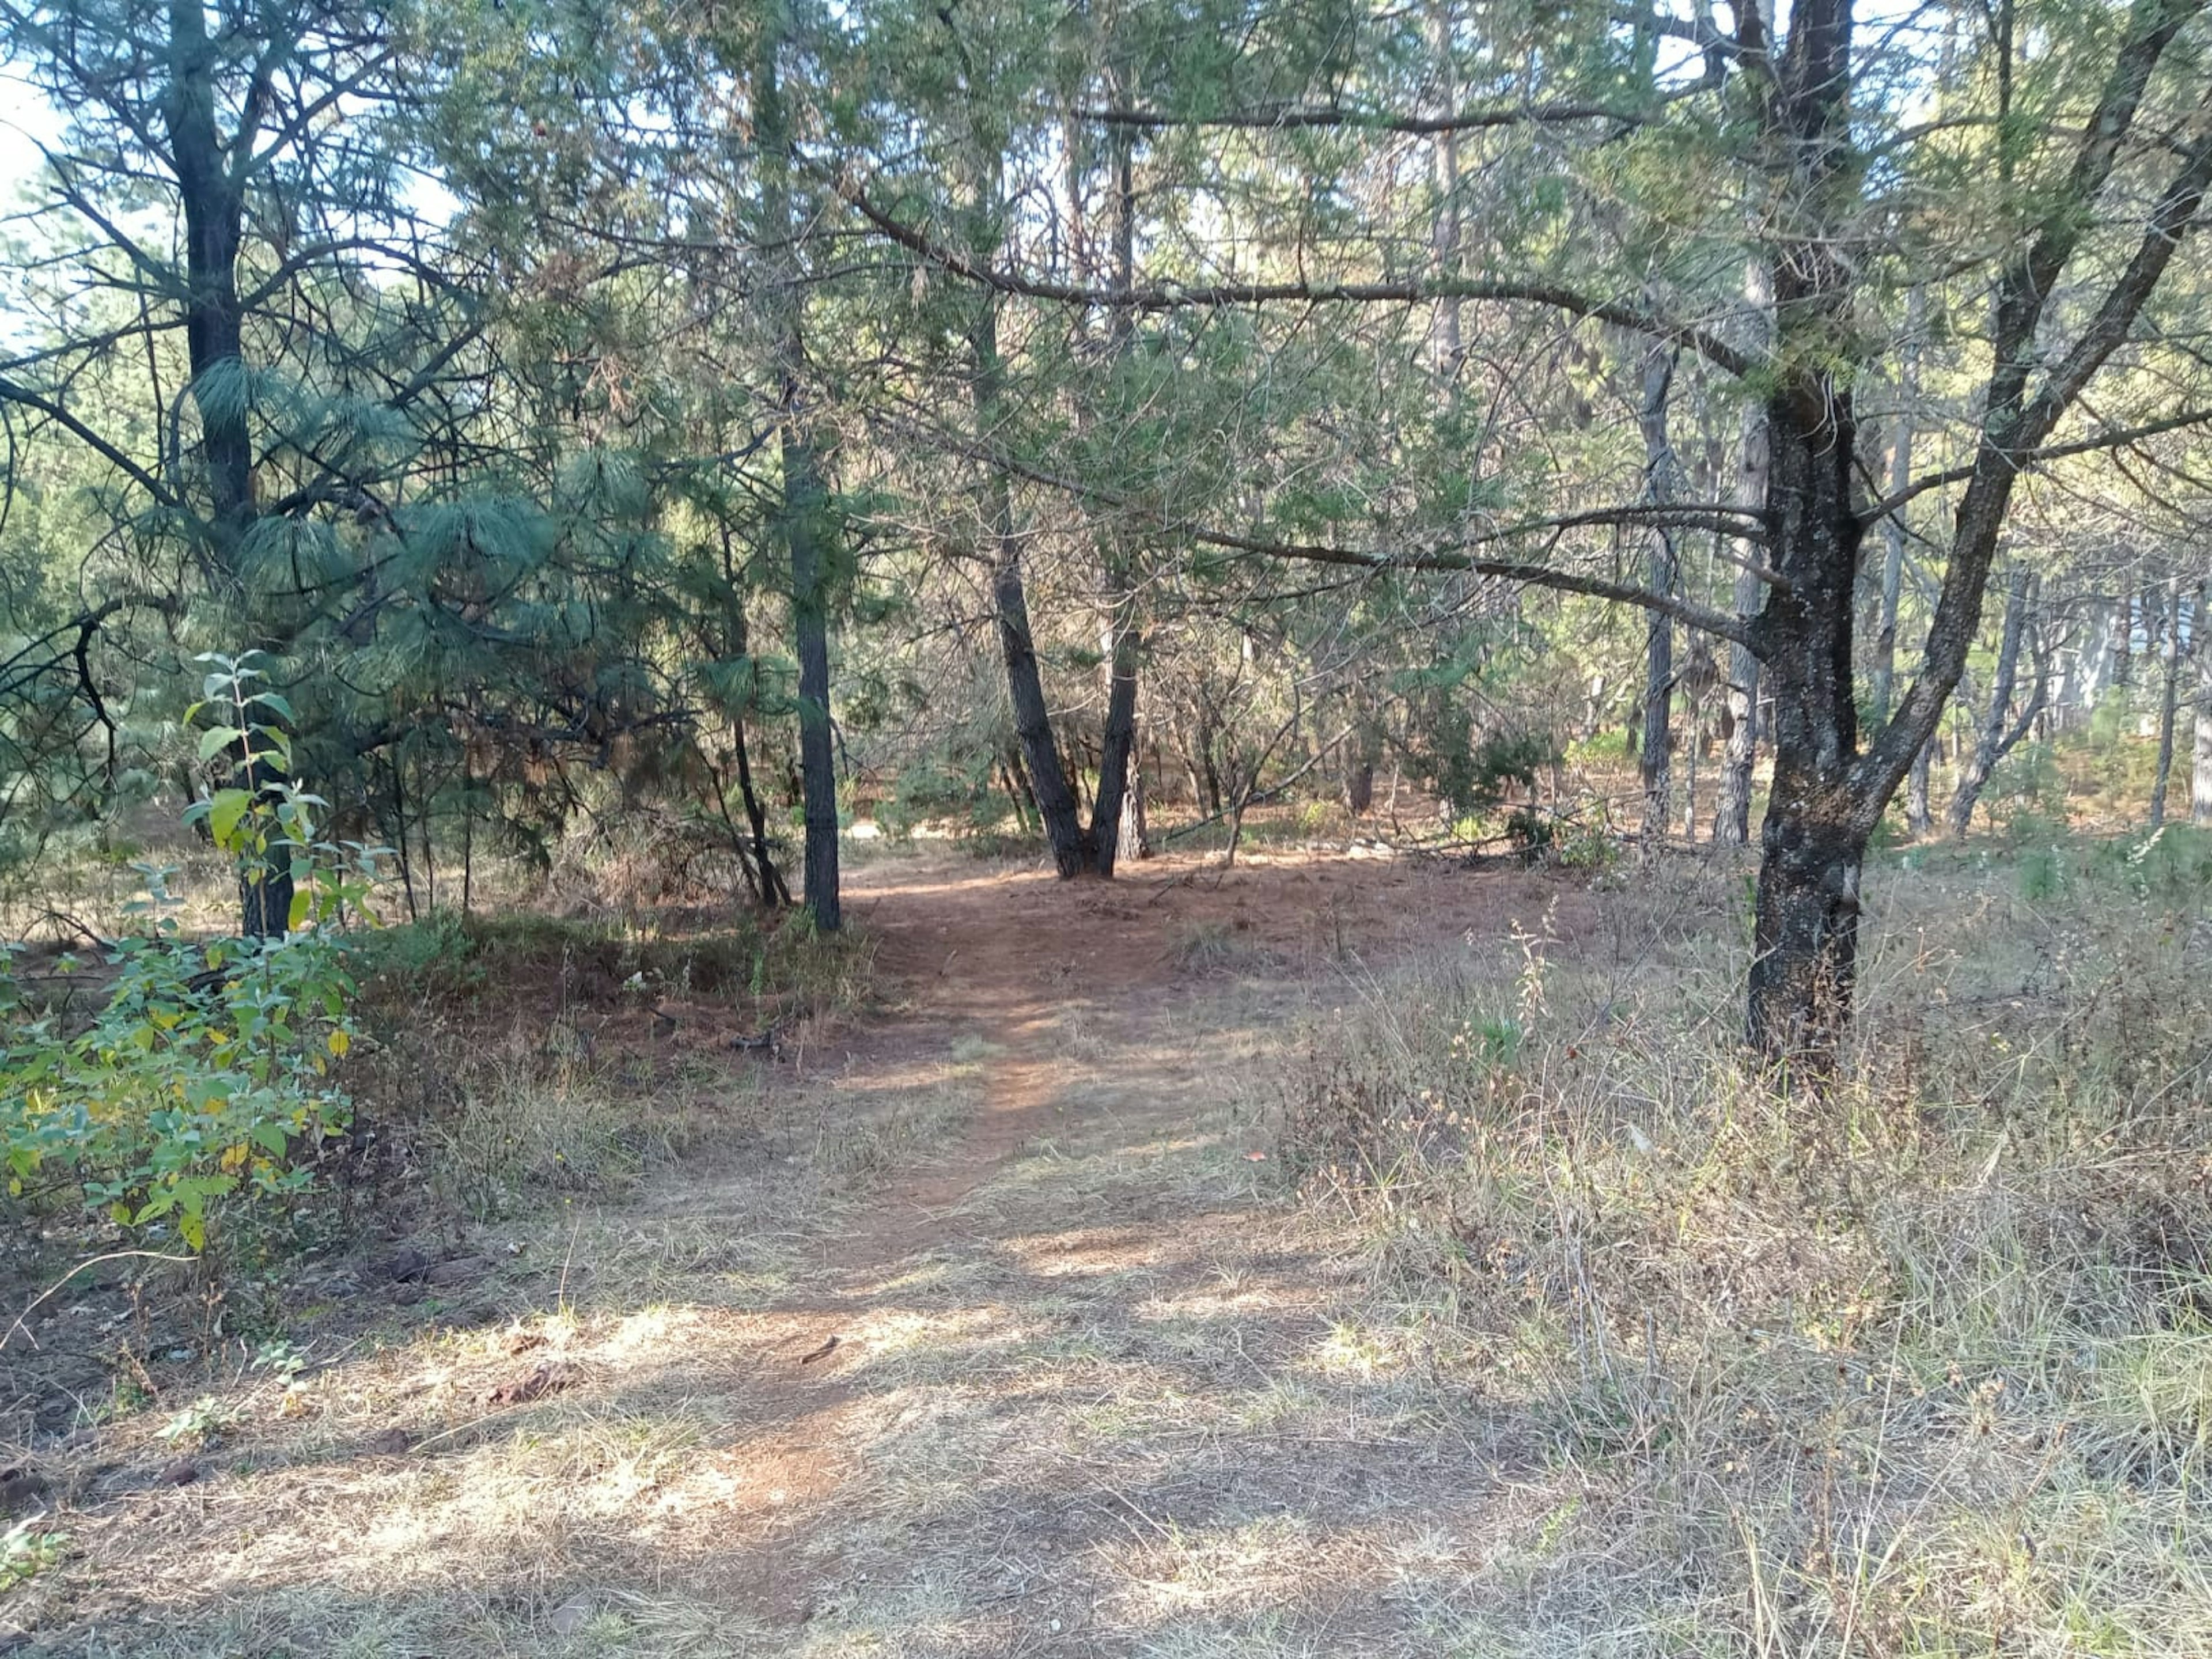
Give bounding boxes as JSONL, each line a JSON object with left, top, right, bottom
{"left": 755, "top": 5, "right": 842, "bottom": 930}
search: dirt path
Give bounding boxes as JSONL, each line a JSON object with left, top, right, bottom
{"left": 21, "top": 848, "right": 1581, "bottom": 1658}
{"left": 651, "top": 850, "right": 1557, "bottom": 1654}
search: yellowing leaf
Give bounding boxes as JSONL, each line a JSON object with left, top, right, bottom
{"left": 207, "top": 788, "right": 253, "bottom": 847}
{"left": 327, "top": 1029, "right": 351, "bottom": 1058}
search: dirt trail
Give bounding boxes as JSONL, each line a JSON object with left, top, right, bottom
{"left": 21, "top": 846, "right": 1578, "bottom": 1659}
{"left": 673, "top": 849, "right": 1553, "bottom": 1652}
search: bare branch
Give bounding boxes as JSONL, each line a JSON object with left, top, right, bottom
{"left": 1864, "top": 403, "right": 2212, "bottom": 525}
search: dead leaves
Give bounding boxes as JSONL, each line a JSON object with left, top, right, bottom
{"left": 480, "top": 1362, "right": 572, "bottom": 1408}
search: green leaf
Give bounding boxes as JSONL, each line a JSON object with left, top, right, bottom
{"left": 250, "top": 690, "right": 295, "bottom": 724}
{"left": 287, "top": 890, "right": 310, "bottom": 931}
{"left": 198, "top": 726, "right": 243, "bottom": 761}
{"left": 207, "top": 789, "right": 253, "bottom": 847}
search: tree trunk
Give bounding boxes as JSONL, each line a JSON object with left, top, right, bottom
{"left": 1638, "top": 342, "right": 1681, "bottom": 840}
{"left": 1907, "top": 738, "right": 1934, "bottom": 835}
{"left": 165, "top": 0, "right": 252, "bottom": 573}
{"left": 985, "top": 476, "right": 1086, "bottom": 876}
{"left": 1005, "top": 747, "right": 1040, "bottom": 831}
{"left": 1740, "top": 0, "right": 2205, "bottom": 1058}
{"left": 1867, "top": 288, "right": 1922, "bottom": 730}
{"left": 1120, "top": 749, "right": 1151, "bottom": 859}
{"left": 2194, "top": 583, "right": 2212, "bottom": 825}
{"left": 1715, "top": 388, "right": 1767, "bottom": 846}
{"left": 719, "top": 550, "right": 789, "bottom": 909}
{"left": 1946, "top": 565, "right": 2035, "bottom": 838}
{"left": 168, "top": 0, "right": 288, "bottom": 936}
{"left": 1081, "top": 122, "right": 1143, "bottom": 877}
{"left": 2150, "top": 579, "right": 2184, "bottom": 827}
{"left": 1745, "top": 392, "right": 1868, "bottom": 1062}
{"left": 759, "top": 21, "right": 839, "bottom": 931}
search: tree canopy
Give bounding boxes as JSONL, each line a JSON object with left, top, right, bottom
{"left": 4, "top": 0, "right": 2211, "bottom": 1055}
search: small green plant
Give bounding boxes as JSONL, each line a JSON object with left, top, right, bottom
{"left": 1552, "top": 802, "right": 1620, "bottom": 871}
{"left": 158, "top": 1395, "right": 241, "bottom": 1448}
{"left": 1504, "top": 805, "right": 1554, "bottom": 861}
{"left": 1, "top": 653, "right": 382, "bottom": 1259}
{"left": 2017, "top": 842, "right": 2067, "bottom": 902}
{"left": 1, "top": 1520, "right": 67, "bottom": 1592}
{"left": 251, "top": 1337, "right": 308, "bottom": 1382}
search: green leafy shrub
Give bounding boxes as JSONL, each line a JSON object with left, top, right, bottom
{"left": 0, "top": 654, "right": 380, "bottom": 1257}
{"left": 876, "top": 744, "right": 1014, "bottom": 839}
{"left": 1417, "top": 722, "right": 1557, "bottom": 822}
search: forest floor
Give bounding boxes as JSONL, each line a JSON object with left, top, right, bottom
{"left": 9, "top": 844, "right": 1600, "bottom": 1658}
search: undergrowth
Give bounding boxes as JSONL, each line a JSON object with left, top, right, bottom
{"left": 1277, "top": 834, "right": 2212, "bottom": 1656}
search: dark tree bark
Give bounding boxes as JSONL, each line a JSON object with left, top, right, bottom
{"left": 1741, "top": 0, "right": 2212, "bottom": 1060}
{"left": 1637, "top": 342, "right": 1681, "bottom": 840}
{"left": 164, "top": 0, "right": 253, "bottom": 573}
{"left": 759, "top": 18, "right": 839, "bottom": 930}
{"left": 1744, "top": 380, "right": 1868, "bottom": 1057}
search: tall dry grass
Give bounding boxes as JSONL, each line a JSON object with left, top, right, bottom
{"left": 1275, "top": 834, "right": 2212, "bottom": 1655}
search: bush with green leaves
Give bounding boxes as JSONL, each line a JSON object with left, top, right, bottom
{"left": 0, "top": 655, "right": 381, "bottom": 1256}
{"left": 876, "top": 741, "right": 1016, "bottom": 839}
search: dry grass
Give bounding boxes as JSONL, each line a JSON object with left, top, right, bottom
{"left": 1270, "top": 836, "right": 2212, "bottom": 1656}
{"left": 5, "top": 840, "right": 2209, "bottom": 1657}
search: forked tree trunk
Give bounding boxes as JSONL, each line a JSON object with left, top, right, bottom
{"left": 983, "top": 460, "right": 1086, "bottom": 877}
{"left": 1946, "top": 564, "right": 2036, "bottom": 838}
{"left": 1741, "top": 0, "right": 2209, "bottom": 1062}
{"left": 722, "top": 579, "right": 790, "bottom": 910}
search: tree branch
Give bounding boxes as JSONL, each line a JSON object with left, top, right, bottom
{"left": 1073, "top": 99, "right": 1664, "bottom": 135}
{"left": 873, "top": 410, "right": 1760, "bottom": 646}
{"left": 834, "top": 176, "right": 1756, "bottom": 376}
{"left": 1863, "top": 402, "right": 2212, "bottom": 525}
{"left": 0, "top": 375, "right": 179, "bottom": 509}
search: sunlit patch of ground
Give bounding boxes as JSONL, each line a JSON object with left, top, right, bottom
{"left": 13, "top": 843, "right": 2207, "bottom": 1656}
